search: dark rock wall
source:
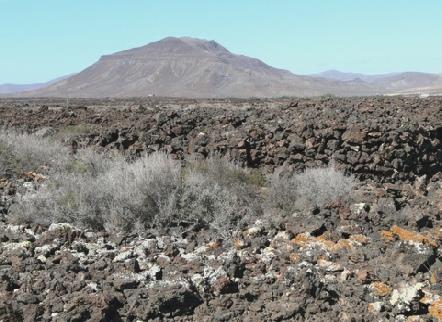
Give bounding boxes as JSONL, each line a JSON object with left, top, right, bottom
{"left": 87, "top": 98, "right": 442, "bottom": 182}
{"left": 1, "top": 96, "right": 441, "bottom": 182}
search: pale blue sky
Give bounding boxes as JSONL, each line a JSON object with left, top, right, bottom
{"left": 0, "top": 0, "right": 441, "bottom": 83}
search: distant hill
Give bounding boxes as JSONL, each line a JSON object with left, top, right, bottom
{"left": 313, "top": 70, "right": 372, "bottom": 82}
{"left": 314, "top": 70, "right": 442, "bottom": 94}
{"left": 0, "top": 75, "right": 73, "bottom": 95}
{"left": 7, "top": 38, "right": 442, "bottom": 98}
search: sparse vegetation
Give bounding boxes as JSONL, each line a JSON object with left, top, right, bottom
{"left": 54, "top": 124, "right": 99, "bottom": 141}
{"left": 0, "top": 129, "right": 70, "bottom": 176}
{"left": 267, "top": 165, "right": 355, "bottom": 214}
{"left": 266, "top": 171, "right": 299, "bottom": 214}
{"left": 294, "top": 166, "right": 355, "bottom": 209}
{"left": 180, "top": 156, "right": 262, "bottom": 237}
{"left": 2, "top": 129, "right": 355, "bottom": 236}
{"left": 10, "top": 151, "right": 182, "bottom": 233}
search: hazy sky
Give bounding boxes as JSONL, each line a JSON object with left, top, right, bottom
{"left": 1, "top": 0, "right": 441, "bottom": 83}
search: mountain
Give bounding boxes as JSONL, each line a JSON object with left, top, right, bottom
{"left": 25, "top": 37, "right": 376, "bottom": 98}
{"left": 9, "top": 38, "right": 442, "bottom": 98}
{"left": 0, "top": 75, "right": 73, "bottom": 95}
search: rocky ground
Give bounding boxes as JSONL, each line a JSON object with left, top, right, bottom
{"left": 0, "top": 97, "right": 441, "bottom": 321}
{"left": 0, "top": 96, "right": 440, "bottom": 181}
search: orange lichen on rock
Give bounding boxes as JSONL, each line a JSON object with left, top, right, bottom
{"left": 430, "top": 272, "right": 439, "bottom": 285}
{"left": 367, "top": 302, "right": 382, "bottom": 314}
{"left": 233, "top": 238, "right": 250, "bottom": 250}
{"left": 317, "top": 258, "right": 342, "bottom": 272}
{"left": 428, "top": 298, "right": 442, "bottom": 321}
{"left": 390, "top": 225, "right": 438, "bottom": 248}
{"left": 207, "top": 240, "right": 222, "bottom": 250}
{"left": 419, "top": 295, "right": 433, "bottom": 305}
{"left": 356, "top": 270, "right": 369, "bottom": 283}
{"left": 233, "top": 239, "right": 247, "bottom": 250}
{"left": 379, "top": 230, "right": 395, "bottom": 241}
{"left": 432, "top": 228, "right": 442, "bottom": 240}
{"left": 291, "top": 233, "right": 310, "bottom": 247}
{"left": 334, "top": 239, "right": 353, "bottom": 251}
{"left": 371, "top": 281, "right": 392, "bottom": 297}
{"left": 350, "top": 234, "right": 370, "bottom": 245}
{"left": 317, "top": 235, "right": 353, "bottom": 252}
{"left": 289, "top": 253, "right": 300, "bottom": 263}
{"left": 315, "top": 235, "right": 336, "bottom": 250}
{"left": 291, "top": 232, "right": 354, "bottom": 253}
{"left": 0, "top": 177, "right": 8, "bottom": 189}
{"left": 22, "top": 171, "right": 46, "bottom": 182}
{"left": 406, "top": 316, "right": 425, "bottom": 322}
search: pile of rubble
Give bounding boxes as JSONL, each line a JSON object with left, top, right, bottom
{"left": 1, "top": 96, "right": 441, "bottom": 182}
{"left": 0, "top": 96, "right": 440, "bottom": 320}
{"left": 0, "top": 177, "right": 441, "bottom": 321}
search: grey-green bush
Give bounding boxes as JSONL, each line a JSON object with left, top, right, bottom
{"left": 5, "top": 129, "right": 356, "bottom": 236}
{"left": 11, "top": 152, "right": 182, "bottom": 233}
{"left": 0, "top": 129, "right": 69, "bottom": 176}
{"left": 266, "top": 172, "right": 299, "bottom": 214}
{"left": 294, "top": 166, "right": 355, "bottom": 209}
{"left": 267, "top": 166, "right": 355, "bottom": 214}
{"left": 180, "top": 160, "right": 261, "bottom": 238}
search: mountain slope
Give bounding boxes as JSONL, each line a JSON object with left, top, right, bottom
{"left": 27, "top": 37, "right": 375, "bottom": 98}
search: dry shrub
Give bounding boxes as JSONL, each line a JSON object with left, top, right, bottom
{"left": 6, "top": 129, "right": 356, "bottom": 236}
{"left": 0, "top": 129, "right": 69, "bottom": 176}
{"left": 180, "top": 156, "right": 262, "bottom": 237}
{"left": 9, "top": 145, "right": 260, "bottom": 236}
{"left": 100, "top": 152, "right": 181, "bottom": 232}
{"left": 11, "top": 152, "right": 181, "bottom": 233}
{"left": 266, "top": 172, "right": 299, "bottom": 214}
{"left": 294, "top": 166, "right": 355, "bottom": 209}
{"left": 267, "top": 165, "right": 355, "bottom": 215}
{"left": 185, "top": 155, "right": 266, "bottom": 187}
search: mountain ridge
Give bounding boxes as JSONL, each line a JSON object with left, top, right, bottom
{"left": 7, "top": 37, "right": 442, "bottom": 98}
{"left": 26, "top": 37, "right": 362, "bottom": 98}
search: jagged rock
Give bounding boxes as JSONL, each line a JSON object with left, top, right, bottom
{"left": 0, "top": 96, "right": 440, "bottom": 321}
{"left": 1, "top": 97, "right": 440, "bottom": 182}
{"left": 144, "top": 284, "right": 203, "bottom": 318}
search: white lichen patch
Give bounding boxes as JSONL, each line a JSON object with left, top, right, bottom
{"left": 389, "top": 282, "right": 426, "bottom": 312}
{"left": 317, "top": 259, "right": 342, "bottom": 272}
{"left": 350, "top": 203, "right": 367, "bottom": 216}
{"left": 48, "top": 222, "right": 75, "bottom": 232}
{"left": 113, "top": 250, "right": 133, "bottom": 263}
